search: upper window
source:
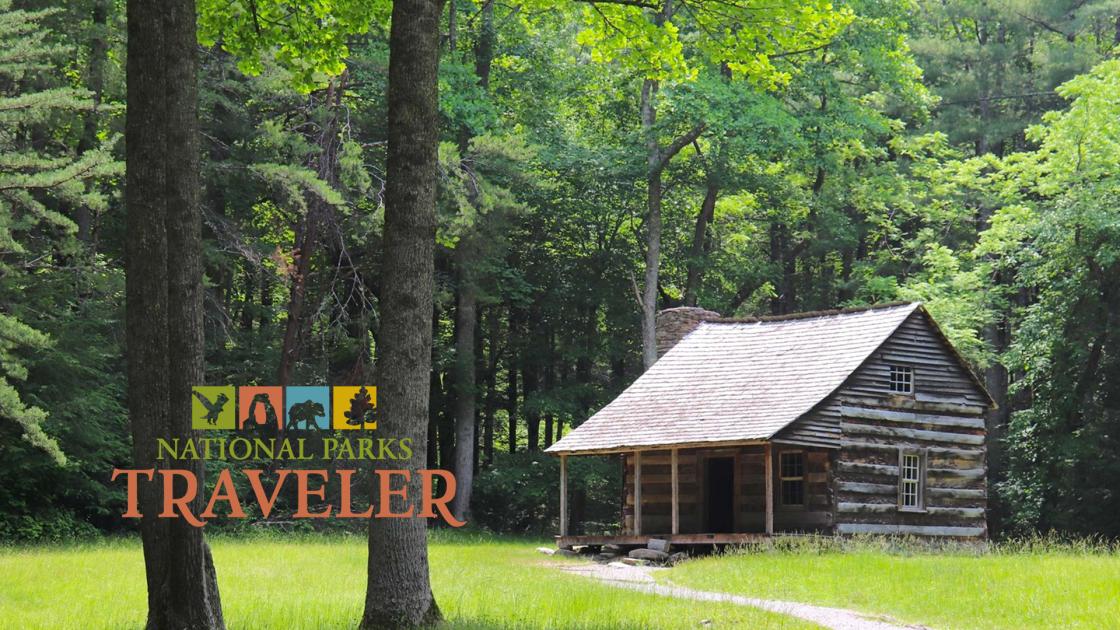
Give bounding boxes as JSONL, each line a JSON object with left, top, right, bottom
{"left": 899, "top": 452, "right": 923, "bottom": 510}
{"left": 779, "top": 451, "right": 805, "bottom": 506}
{"left": 889, "top": 365, "right": 913, "bottom": 393}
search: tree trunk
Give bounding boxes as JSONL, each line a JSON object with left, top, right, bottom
{"left": 683, "top": 180, "right": 718, "bottom": 307}
{"left": 523, "top": 358, "right": 539, "bottom": 451}
{"left": 240, "top": 266, "right": 255, "bottom": 331}
{"left": 427, "top": 303, "right": 442, "bottom": 470}
{"left": 76, "top": 0, "right": 109, "bottom": 246}
{"left": 163, "top": 0, "right": 224, "bottom": 623}
{"left": 126, "top": 0, "right": 224, "bottom": 627}
{"left": 360, "top": 0, "right": 445, "bottom": 626}
{"left": 483, "top": 308, "right": 498, "bottom": 464}
{"left": 451, "top": 242, "right": 477, "bottom": 522}
{"left": 278, "top": 82, "right": 342, "bottom": 385}
{"left": 640, "top": 77, "right": 661, "bottom": 371}
{"left": 506, "top": 303, "right": 519, "bottom": 453}
{"left": 258, "top": 267, "right": 273, "bottom": 330}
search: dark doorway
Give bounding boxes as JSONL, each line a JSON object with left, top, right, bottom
{"left": 705, "top": 457, "right": 735, "bottom": 532}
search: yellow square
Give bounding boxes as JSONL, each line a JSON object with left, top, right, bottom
{"left": 332, "top": 386, "right": 377, "bottom": 430}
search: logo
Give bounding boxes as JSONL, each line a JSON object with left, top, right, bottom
{"left": 286, "top": 386, "right": 330, "bottom": 431}
{"left": 333, "top": 385, "right": 377, "bottom": 430}
{"left": 191, "top": 386, "right": 235, "bottom": 429}
{"left": 113, "top": 383, "right": 464, "bottom": 528}
{"left": 188, "top": 385, "right": 378, "bottom": 432}
{"left": 239, "top": 386, "right": 284, "bottom": 431}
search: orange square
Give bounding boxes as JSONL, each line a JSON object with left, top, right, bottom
{"left": 239, "top": 386, "right": 284, "bottom": 431}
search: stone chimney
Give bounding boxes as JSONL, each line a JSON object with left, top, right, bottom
{"left": 656, "top": 306, "right": 721, "bottom": 358}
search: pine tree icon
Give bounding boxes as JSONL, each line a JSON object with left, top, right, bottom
{"left": 344, "top": 386, "right": 376, "bottom": 428}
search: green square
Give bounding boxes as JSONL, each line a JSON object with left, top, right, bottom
{"left": 192, "top": 386, "right": 236, "bottom": 430}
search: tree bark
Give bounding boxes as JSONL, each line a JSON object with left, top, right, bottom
{"left": 506, "top": 302, "right": 519, "bottom": 453}
{"left": 451, "top": 242, "right": 477, "bottom": 522}
{"left": 126, "top": 0, "right": 224, "bottom": 627}
{"left": 278, "top": 82, "right": 342, "bottom": 385}
{"left": 637, "top": 57, "right": 703, "bottom": 369}
{"left": 523, "top": 356, "right": 539, "bottom": 451}
{"left": 482, "top": 308, "right": 498, "bottom": 464}
{"left": 639, "top": 77, "right": 661, "bottom": 370}
{"left": 75, "top": 0, "right": 110, "bottom": 246}
{"left": 360, "top": 0, "right": 445, "bottom": 626}
{"left": 683, "top": 179, "right": 718, "bottom": 306}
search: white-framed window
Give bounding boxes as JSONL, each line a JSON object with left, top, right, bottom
{"left": 779, "top": 451, "right": 805, "bottom": 506}
{"left": 899, "top": 450, "right": 925, "bottom": 511}
{"left": 889, "top": 365, "right": 914, "bottom": 393}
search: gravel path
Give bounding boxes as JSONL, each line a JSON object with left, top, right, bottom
{"left": 557, "top": 560, "right": 929, "bottom": 630}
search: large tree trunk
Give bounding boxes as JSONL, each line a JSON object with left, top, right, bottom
{"left": 639, "top": 77, "right": 661, "bottom": 371}
{"left": 451, "top": 242, "right": 477, "bottom": 522}
{"left": 360, "top": 0, "right": 445, "bottom": 626}
{"left": 126, "top": 0, "right": 224, "bottom": 627}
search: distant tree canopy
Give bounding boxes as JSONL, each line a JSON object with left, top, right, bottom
{"left": 3, "top": 0, "right": 1120, "bottom": 541}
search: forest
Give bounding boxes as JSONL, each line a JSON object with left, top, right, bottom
{"left": 3, "top": 0, "right": 1120, "bottom": 554}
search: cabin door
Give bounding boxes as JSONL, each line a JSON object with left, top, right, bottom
{"left": 705, "top": 457, "right": 735, "bottom": 532}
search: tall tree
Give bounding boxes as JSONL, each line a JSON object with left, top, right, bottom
{"left": 360, "top": 0, "right": 445, "bottom": 626}
{"left": 0, "top": 1, "right": 117, "bottom": 463}
{"left": 125, "top": 0, "right": 224, "bottom": 626}
{"left": 578, "top": 0, "right": 850, "bottom": 368}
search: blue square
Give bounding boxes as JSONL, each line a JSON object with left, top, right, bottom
{"left": 285, "top": 386, "right": 330, "bottom": 431}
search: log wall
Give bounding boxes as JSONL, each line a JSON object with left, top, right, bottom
{"left": 622, "top": 445, "right": 833, "bottom": 534}
{"left": 830, "top": 311, "right": 989, "bottom": 538}
{"left": 739, "top": 445, "right": 833, "bottom": 532}
{"left": 623, "top": 450, "right": 700, "bottom": 534}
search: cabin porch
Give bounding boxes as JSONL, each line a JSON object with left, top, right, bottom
{"left": 557, "top": 442, "right": 834, "bottom": 547}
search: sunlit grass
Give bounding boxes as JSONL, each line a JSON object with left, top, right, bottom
{"left": 0, "top": 531, "right": 814, "bottom": 629}
{"left": 663, "top": 535, "right": 1120, "bottom": 630}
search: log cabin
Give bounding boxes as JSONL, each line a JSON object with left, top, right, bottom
{"left": 546, "top": 302, "right": 994, "bottom": 548}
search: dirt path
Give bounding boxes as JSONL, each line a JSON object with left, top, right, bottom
{"left": 557, "top": 561, "right": 929, "bottom": 630}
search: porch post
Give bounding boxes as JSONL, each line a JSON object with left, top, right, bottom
{"left": 764, "top": 442, "right": 774, "bottom": 535}
{"left": 634, "top": 450, "right": 642, "bottom": 536}
{"left": 671, "top": 448, "right": 679, "bottom": 535}
{"left": 559, "top": 454, "right": 568, "bottom": 537}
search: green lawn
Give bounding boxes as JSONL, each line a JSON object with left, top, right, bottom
{"left": 663, "top": 542, "right": 1120, "bottom": 630}
{"left": 0, "top": 532, "right": 813, "bottom": 629}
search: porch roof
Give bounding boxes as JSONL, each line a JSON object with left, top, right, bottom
{"left": 546, "top": 302, "right": 922, "bottom": 455}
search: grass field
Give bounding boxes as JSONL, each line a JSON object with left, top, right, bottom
{"left": 663, "top": 538, "right": 1120, "bottom": 630}
{"left": 4, "top": 533, "right": 1117, "bottom": 629}
{"left": 0, "top": 532, "right": 812, "bottom": 630}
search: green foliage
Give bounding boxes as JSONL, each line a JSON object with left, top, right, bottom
{"left": 990, "top": 60, "right": 1120, "bottom": 536}
{"left": 472, "top": 452, "right": 620, "bottom": 534}
{"left": 197, "top": 0, "right": 389, "bottom": 92}
{"left": 6, "top": 0, "right": 1120, "bottom": 544}
{"left": 0, "top": 1, "right": 119, "bottom": 465}
{"left": 578, "top": 0, "right": 852, "bottom": 86}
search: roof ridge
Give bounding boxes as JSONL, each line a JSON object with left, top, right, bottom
{"left": 705, "top": 301, "right": 917, "bottom": 325}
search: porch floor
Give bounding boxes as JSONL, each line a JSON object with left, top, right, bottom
{"left": 556, "top": 533, "right": 779, "bottom": 549}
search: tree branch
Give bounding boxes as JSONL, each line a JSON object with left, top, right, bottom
{"left": 575, "top": 0, "right": 660, "bottom": 9}
{"left": 654, "top": 123, "right": 705, "bottom": 175}
{"left": 1016, "top": 12, "right": 1076, "bottom": 42}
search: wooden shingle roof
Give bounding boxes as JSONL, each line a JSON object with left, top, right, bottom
{"left": 547, "top": 302, "right": 927, "bottom": 455}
